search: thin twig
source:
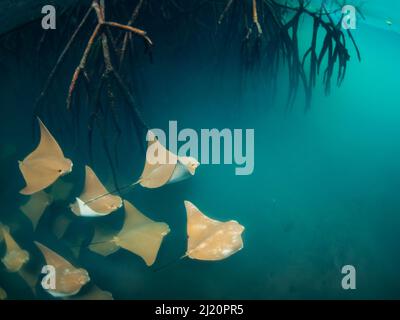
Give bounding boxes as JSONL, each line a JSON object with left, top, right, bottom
{"left": 35, "top": 6, "right": 93, "bottom": 111}
{"left": 67, "top": 23, "right": 102, "bottom": 109}
{"left": 104, "top": 21, "right": 153, "bottom": 46}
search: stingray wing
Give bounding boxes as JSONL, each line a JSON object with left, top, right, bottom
{"left": 20, "top": 191, "right": 52, "bottom": 229}
{"left": 79, "top": 166, "right": 121, "bottom": 214}
{"left": 118, "top": 223, "right": 170, "bottom": 266}
{"left": 24, "top": 118, "right": 64, "bottom": 162}
{"left": 0, "top": 287, "right": 6, "bottom": 300}
{"left": 120, "top": 200, "right": 154, "bottom": 233}
{"left": 117, "top": 200, "right": 170, "bottom": 266}
{"left": 89, "top": 224, "right": 119, "bottom": 256}
{"left": 19, "top": 118, "right": 68, "bottom": 195}
{"left": 80, "top": 166, "right": 108, "bottom": 200}
{"left": 140, "top": 133, "right": 178, "bottom": 188}
{"left": 34, "top": 242, "right": 74, "bottom": 269}
{"left": 185, "top": 201, "right": 221, "bottom": 252}
{"left": 19, "top": 159, "right": 62, "bottom": 195}
{"left": 0, "top": 224, "right": 29, "bottom": 272}
{"left": 1, "top": 224, "right": 22, "bottom": 252}
{"left": 187, "top": 221, "right": 244, "bottom": 261}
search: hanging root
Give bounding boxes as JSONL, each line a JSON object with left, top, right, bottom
{"left": 67, "top": 0, "right": 153, "bottom": 112}
{"left": 119, "top": 0, "right": 145, "bottom": 66}
{"left": 34, "top": 0, "right": 360, "bottom": 129}
{"left": 67, "top": 22, "right": 102, "bottom": 109}
{"left": 217, "top": 0, "right": 360, "bottom": 109}
{"left": 218, "top": 0, "right": 235, "bottom": 25}
{"left": 34, "top": 6, "right": 93, "bottom": 113}
{"left": 252, "top": 0, "right": 262, "bottom": 35}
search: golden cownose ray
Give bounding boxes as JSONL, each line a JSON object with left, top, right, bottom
{"left": 34, "top": 242, "right": 90, "bottom": 298}
{"left": 89, "top": 200, "right": 170, "bottom": 266}
{"left": 70, "top": 166, "right": 122, "bottom": 217}
{"left": 140, "top": 131, "right": 200, "bottom": 188}
{"left": 0, "top": 224, "right": 30, "bottom": 272}
{"left": 0, "top": 225, "right": 37, "bottom": 296}
{"left": 19, "top": 118, "right": 73, "bottom": 195}
{"left": 83, "top": 131, "right": 199, "bottom": 205}
{"left": 114, "top": 201, "right": 170, "bottom": 266}
{"left": 184, "top": 201, "right": 245, "bottom": 261}
{"left": 19, "top": 191, "right": 53, "bottom": 229}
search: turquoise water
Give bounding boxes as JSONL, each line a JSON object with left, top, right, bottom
{"left": 1, "top": 1, "right": 400, "bottom": 299}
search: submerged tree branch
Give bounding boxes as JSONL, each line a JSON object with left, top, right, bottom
{"left": 216, "top": 0, "right": 361, "bottom": 109}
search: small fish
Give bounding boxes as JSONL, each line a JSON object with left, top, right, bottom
{"left": 184, "top": 201, "right": 244, "bottom": 261}
{"left": 386, "top": 19, "right": 393, "bottom": 26}
{"left": 70, "top": 166, "right": 122, "bottom": 217}
{"left": 34, "top": 242, "right": 90, "bottom": 297}
{"left": 19, "top": 118, "right": 73, "bottom": 195}
{"left": 0, "top": 224, "right": 29, "bottom": 272}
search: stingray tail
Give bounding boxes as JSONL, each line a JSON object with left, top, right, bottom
{"left": 153, "top": 254, "right": 187, "bottom": 272}
{"left": 84, "top": 180, "right": 141, "bottom": 205}
{"left": 68, "top": 239, "right": 112, "bottom": 249}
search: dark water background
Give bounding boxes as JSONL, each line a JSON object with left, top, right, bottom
{"left": 0, "top": 2, "right": 400, "bottom": 299}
